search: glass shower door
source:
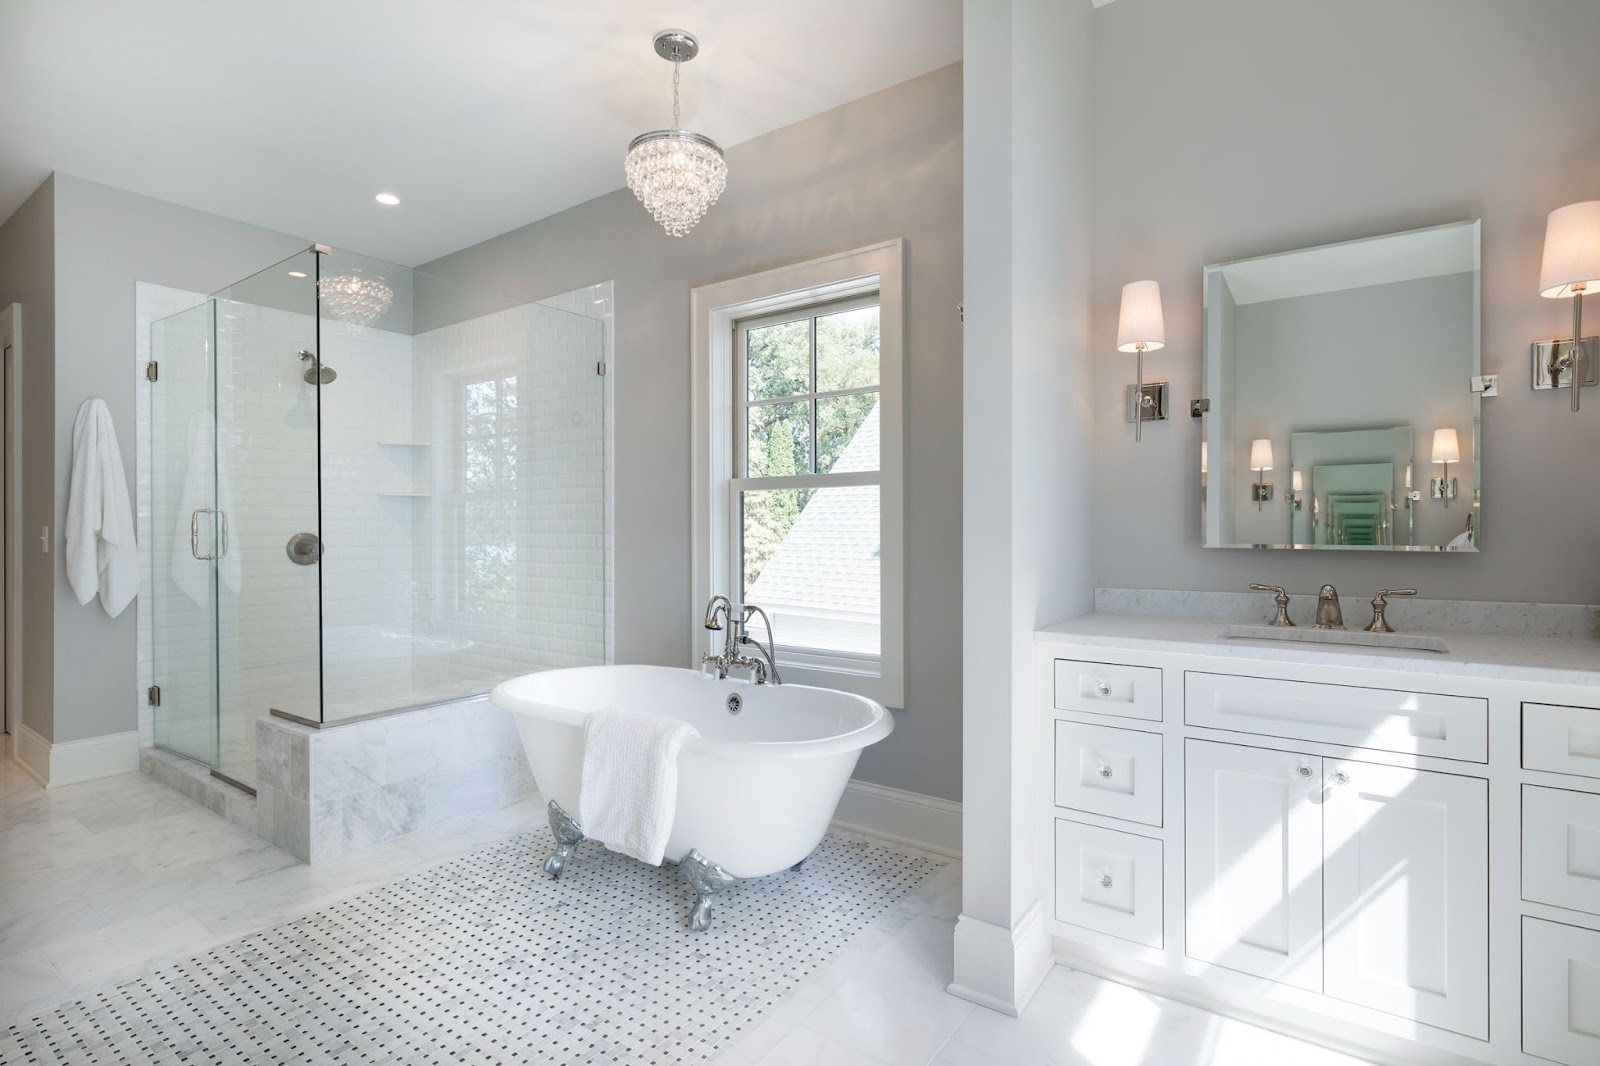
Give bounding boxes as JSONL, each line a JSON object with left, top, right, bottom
{"left": 149, "top": 300, "right": 220, "bottom": 766}
{"left": 212, "top": 251, "right": 322, "bottom": 784}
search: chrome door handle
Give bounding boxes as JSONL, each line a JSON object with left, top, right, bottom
{"left": 217, "top": 511, "right": 229, "bottom": 559}
{"left": 190, "top": 508, "right": 216, "bottom": 561}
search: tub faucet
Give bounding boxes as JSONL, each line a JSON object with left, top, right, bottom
{"left": 1313, "top": 585, "right": 1345, "bottom": 630}
{"left": 698, "top": 597, "right": 782, "bottom": 684}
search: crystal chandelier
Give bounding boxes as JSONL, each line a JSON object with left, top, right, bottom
{"left": 624, "top": 30, "right": 727, "bottom": 237}
{"left": 318, "top": 271, "right": 395, "bottom": 328}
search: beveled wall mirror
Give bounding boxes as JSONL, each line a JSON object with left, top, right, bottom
{"left": 1200, "top": 220, "right": 1481, "bottom": 551}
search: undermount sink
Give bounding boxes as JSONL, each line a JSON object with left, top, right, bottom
{"left": 1220, "top": 624, "right": 1451, "bottom": 654}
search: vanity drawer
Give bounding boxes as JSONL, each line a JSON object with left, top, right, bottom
{"left": 1053, "top": 819, "right": 1163, "bottom": 948}
{"left": 1184, "top": 672, "right": 1488, "bottom": 762}
{"left": 1523, "top": 917, "right": 1600, "bottom": 1066}
{"left": 1053, "top": 721, "right": 1163, "bottom": 827}
{"left": 1524, "top": 702, "right": 1600, "bottom": 780}
{"left": 1053, "top": 659, "right": 1162, "bottom": 722}
{"left": 1524, "top": 785, "right": 1600, "bottom": 915}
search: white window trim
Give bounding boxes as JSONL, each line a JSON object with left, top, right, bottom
{"left": 690, "top": 240, "right": 906, "bottom": 708}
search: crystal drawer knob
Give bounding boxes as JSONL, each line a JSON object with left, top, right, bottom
{"left": 1332, "top": 771, "right": 1350, "bottom": 786}
{"left": 1097, "top": 763, "right": 1112, "bottom": 779}
{"left": 1095, "top": 680, "right": 1111, "bottom": 696}
{"left": 1098, "top": 874, "right": 1113, "bottom": 889}
{"left": 1296, "top": 764, "right": 1313, "bottom": 778}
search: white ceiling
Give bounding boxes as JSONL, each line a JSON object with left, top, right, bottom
{"left": 0, "top": 1, "right": 961, "bottom": 265}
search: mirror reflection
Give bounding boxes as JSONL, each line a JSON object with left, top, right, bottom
{"left": 1201, "top": 220, "right": 1481, "bottom": 551}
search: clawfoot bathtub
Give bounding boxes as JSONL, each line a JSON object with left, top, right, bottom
{"left": 489, "top": 664, "right": 893, "bottom": 930}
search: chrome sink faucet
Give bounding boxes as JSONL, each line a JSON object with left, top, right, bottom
{"left": 1313, "top": 585, "right": 1345, "bottom": 630}
{"left": 700, "top": 596, "right": 783, "bottom": 685}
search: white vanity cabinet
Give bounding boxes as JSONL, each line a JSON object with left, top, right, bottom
{"left": 1037, "top": 614, "right": 1600, "bottom": 1066}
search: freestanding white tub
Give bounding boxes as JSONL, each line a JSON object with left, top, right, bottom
{"left": 489, "top": 664, "right": 893, "bottom": 929}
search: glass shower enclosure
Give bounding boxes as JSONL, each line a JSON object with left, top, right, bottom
{"left": 149, "top": 246, "right": 607, "bottom": 789}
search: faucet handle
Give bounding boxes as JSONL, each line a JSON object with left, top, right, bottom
{"left": 1249, "top": 584, "right": 1295, "bottom": 627}
{"left": 1374, "top": 588, "right": 1417, "bottom": 602}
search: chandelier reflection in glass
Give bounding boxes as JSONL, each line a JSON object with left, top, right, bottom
{"left": 318, "top": 270, "right": 394, "bottom": 328}
{"left": 624, "top": 30, "right": 727, "bottom": 238}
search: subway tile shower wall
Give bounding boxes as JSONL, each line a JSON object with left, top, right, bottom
{"left": 137, "top": 286, "right": 607, "bottom": 773}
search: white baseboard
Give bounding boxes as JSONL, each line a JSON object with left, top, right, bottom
{"left": 831, "top": 779, "right": 961, "bottom": 858}
{"left": 13, "top": 724, "right": 139, "bottom": 787}
{"left": 13, "top": 724, "right": 50, "bottom": 786}
{"left": 949, "top": 901, "right": 1053, "bottom": 1016}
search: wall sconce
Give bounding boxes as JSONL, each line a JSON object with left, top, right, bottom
{"left": 1431, "top": 427, "right": 1460, "bottom": 505}
{"left": 1117, "top": 280, "right": 1166, "bottom": 442}
{"left": 1536, "top": 201, "right": 1600, "bottom": 411}
{"left": 1288, "top": 469, "right": 1304, "bottom": 510}
{"left": 1250, "top": 438, "right": 1274, "bottom": 508}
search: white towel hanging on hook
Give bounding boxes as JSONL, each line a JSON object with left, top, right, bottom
{"left": 65, "top": 398, "right": 139, "bottom": 617}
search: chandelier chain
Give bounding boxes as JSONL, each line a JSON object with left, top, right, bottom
{"left": 672, "top": 60, "right": 681, "bottom": 129}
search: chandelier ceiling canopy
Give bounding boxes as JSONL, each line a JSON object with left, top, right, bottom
{"left": 624, "top": 30, "right": 727, "bottom": 238}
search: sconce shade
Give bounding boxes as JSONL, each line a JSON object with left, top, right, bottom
{"left": 1200, "top": 441, "right": 1208, "bottom": 474}
{"left": 1292, "top": 470, "right": 1303, "bottom": 492}
{"left": 1116, "top": 280, "right": 1166, "bottom": 352}
{"left": 1539, "top": 202, "right": 1600, "bottom": 298}
{"left": 1249, "top": 438, "right": 1273, "bottom": 471}
{"left": 1432, "top": 428, "right": 1461, "bottom": 465}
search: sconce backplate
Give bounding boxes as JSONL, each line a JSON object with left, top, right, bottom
{"left": 1126, "top": 381, "right": 1170, "bottom": 424}
{"left": 1531, "top": 336, "right": 1599, "bottom": 390}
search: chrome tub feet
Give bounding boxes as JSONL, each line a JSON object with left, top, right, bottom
{"left": 681, "top": 849, "right": 737, "bottom": 931}
{"left": 544, "top": 800, "right": 585, "bottom": 878}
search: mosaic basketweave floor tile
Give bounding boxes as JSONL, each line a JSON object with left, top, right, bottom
{"left": 1, "top": 829, "right": 944, "bottom": 1065}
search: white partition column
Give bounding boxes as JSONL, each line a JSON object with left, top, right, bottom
{"left": 954, "top": 0, "right": 1096, "bottom": 1015}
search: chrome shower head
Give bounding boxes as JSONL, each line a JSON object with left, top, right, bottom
{"left": 298, "top": 349, "right": 336, "bottom": 385}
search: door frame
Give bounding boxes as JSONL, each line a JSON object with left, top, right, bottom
{"left": 0, "top": 303, "right": 20, "bottom": 741}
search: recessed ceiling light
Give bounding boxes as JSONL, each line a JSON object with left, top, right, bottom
{"left": 374, "top": 192, "right": 400, "bottom": 206}
{"left": 287, "top": 270, "right": 307, "bottom": 278}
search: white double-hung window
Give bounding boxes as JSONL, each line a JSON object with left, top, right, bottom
{"left": 692, "top": 241, "right": 904, "bottom": 706}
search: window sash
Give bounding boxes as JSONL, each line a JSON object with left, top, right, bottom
{"left": 734, "top": 293, "right": 880, "bottom": 481}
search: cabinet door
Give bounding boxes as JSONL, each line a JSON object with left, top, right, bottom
{"left": 1185, "top": 740, "right": 1323, "bottom": 991}
{"left": 1322, "top": 759, "right": 1488, "bottom": 1039}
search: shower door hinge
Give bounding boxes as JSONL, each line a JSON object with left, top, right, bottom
{"left": 147, "top": 685, "right": 161, "bottom": 707}
{"left": 145, "top": 361, "right": 158, "bottom": 382}
{"left": 596, "top": 361, "right": 606, "bottom": 377}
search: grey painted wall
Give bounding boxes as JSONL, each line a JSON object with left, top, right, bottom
{"left": 51, "top": 174, "right": 305, "bottom": 743}
{"left": 1092, "top": 0, "right": 1600, "bottom": 602}
{"left": 421, "top": 65, "right": 964, "bottom": 801}
{"left": 0, "top": 177, "right": 57, "bottom": 740}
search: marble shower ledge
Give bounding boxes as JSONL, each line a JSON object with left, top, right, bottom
{"left": 1040, "top": 611, "right": 1600, "bottom": 688}
{"left": 1095, "top": 587, "right": 1600, "bottom": 641}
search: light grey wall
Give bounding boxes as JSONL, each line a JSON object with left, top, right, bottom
{"left": 421, "top": 65, "right": 964, "bottom": 800}
{"left": 0, "top": 177, "right": 57, "bottom": 740}
{"left": 1225, "top": 272, "right": 1477, "bottom": 548}
{"left": 51, "top": 174, "right": 305, "bottom": 743}
{"left": 1092, "top": 0, "right": 1600, "bottom": 602}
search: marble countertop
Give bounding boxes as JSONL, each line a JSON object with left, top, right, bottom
{"left": 1037, "top": 612, "right": 1600, "bottom": 687}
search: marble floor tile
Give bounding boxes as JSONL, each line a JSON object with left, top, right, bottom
{"left": 0, "top": 950, "right": 66, "bottom": 1018}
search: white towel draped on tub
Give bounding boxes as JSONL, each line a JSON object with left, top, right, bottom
{"left": 65, "top": 399, "right": 138, "bottom": 618}
{"left": 578, "top": 709, "right": 699, "bottom": 866}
